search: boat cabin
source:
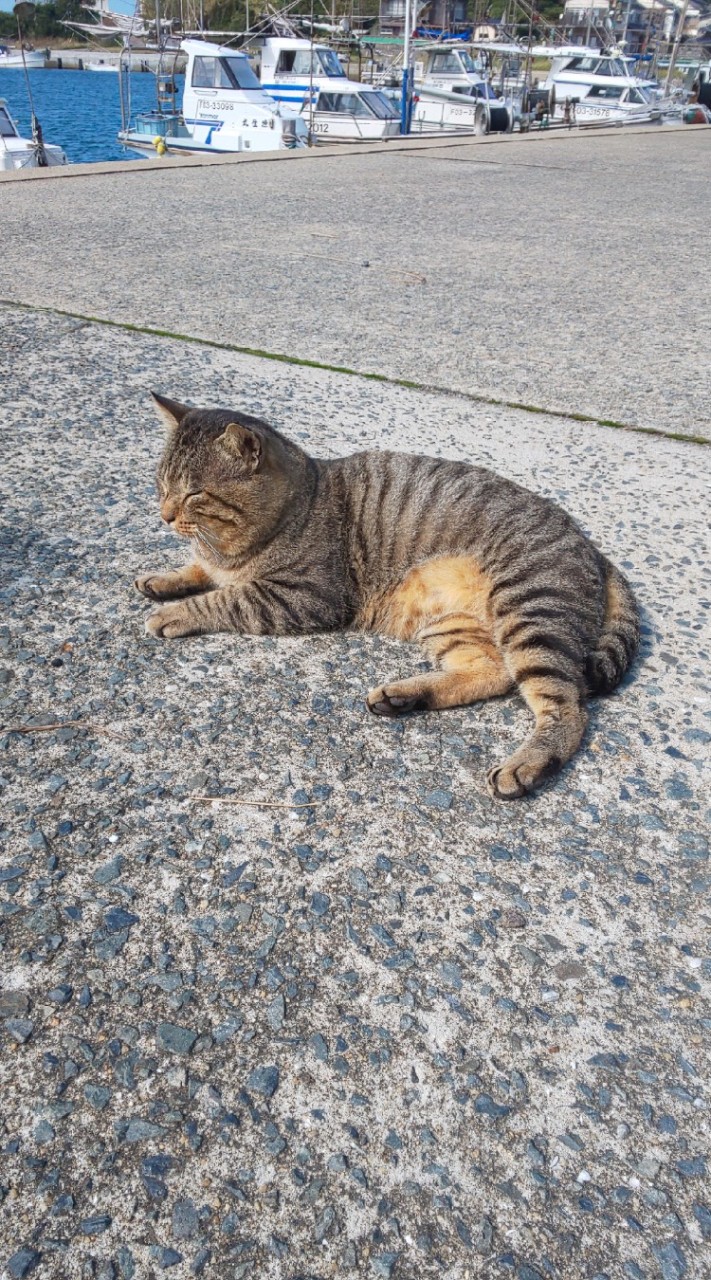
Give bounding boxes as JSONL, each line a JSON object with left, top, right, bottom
{"left": 256, "top": 37, "right": 400, "bottom": 140}
{"left": 415, "top": 44, "right": 486, "bottom": 89}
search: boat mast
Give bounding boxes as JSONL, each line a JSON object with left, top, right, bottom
{"left": 664, "top": 0, "right": 690, "bottom": 96}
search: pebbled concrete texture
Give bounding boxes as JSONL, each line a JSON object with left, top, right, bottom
{"left": 0, "top": 129, "right": 710, "bottom": 439}
{"left": 0, "top": 301, "right": 709, "bottom": 1280}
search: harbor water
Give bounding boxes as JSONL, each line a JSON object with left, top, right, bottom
{"left": 0, "top": 67, "right": 184, "bottom": 163}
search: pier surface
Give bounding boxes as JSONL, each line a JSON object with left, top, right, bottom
{"left": 0, "top": 129, "right": 709, "bottom": 1280}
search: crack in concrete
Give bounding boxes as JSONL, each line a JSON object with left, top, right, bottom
{"left": 1, "top": 298, "right": 708, "bottom": 447}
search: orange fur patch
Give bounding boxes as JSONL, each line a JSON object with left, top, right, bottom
{"left": 361, "top": 555, "right": 494, "bottom": 642}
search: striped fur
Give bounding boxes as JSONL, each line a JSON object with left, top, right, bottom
{"left": 137, "top": 394, "right": 640, "bottom": 799}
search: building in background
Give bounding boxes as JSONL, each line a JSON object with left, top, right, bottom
{"left": 379, "top": 0, "right": 471, "bottom": 37}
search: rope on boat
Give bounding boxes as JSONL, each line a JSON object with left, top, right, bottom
{"left": 14, "top": 3, "right": 48, "bottom": 166}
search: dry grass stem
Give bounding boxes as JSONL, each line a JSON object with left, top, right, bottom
{"left": 190, "top": 795, "right": 322, "bottom": 809}
{"left": 6, "top": 719, "right": 129, "bottom": 742}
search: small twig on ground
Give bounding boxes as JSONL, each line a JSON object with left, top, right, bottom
{"left": 190, "top": 795, "right": 322, "bottom": 809}
{"left": 5, "top": 719, "right": 129, "bottom": 742}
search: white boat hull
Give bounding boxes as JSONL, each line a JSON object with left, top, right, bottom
{"left": 119, "top": 121, "right": 305, "bottom": 156}
{"left": 553, "top": 100, "right": 660, "bottom": 126}
{"left": 307, "top": 113, "right": 400, "bottom": 142}
{"left": 0, "top": 140, "right": 67, "bottom": 170}
{"left": 412, "top": 85, "right": 512, "bottom": 135}
{"left": 0, "top": 51, "right": 46, "bottom": 70}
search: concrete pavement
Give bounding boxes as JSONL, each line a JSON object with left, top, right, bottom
{"left": 0, "top": 128, "right": 709, "bottom": 1280}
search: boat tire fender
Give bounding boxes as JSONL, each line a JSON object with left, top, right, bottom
{"left": 487, "top": 105, "right": 510, "bottom": 133}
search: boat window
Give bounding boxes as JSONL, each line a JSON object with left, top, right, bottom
{"left": 276, "top": 49, "right": 331, "bottom": 76}
{"left": 626, "top": 87, "right": 648, "bottom": 104}
{"left": 459, "top": 51, "right": 478, "bottom": 72}
{"left": 359, "top": 90, "right": 400, "bottom": 119}
{"left": 317, "top": 48, "right": 343, "bottom": 77}
{"left": 0, "top": 106, "right": 16, "bottom": 137}
{"left": 221, "top": 56, "right": 262, "bottom": 91}
{"left": 586, "top": 84, "right": 624, "bottom": 99}
{"left": 192, "top": 56, "right": 226, "bottom": 88}
{"left": 429, "top": 52, "right": 464, "bottom": 74}
{"left": 316, "top": 91, "right": 371, "bottom": 116}
{"left": 565, "top": 56, "right": 602, "bottom": 72}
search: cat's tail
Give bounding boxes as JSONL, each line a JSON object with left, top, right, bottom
{"left": 586, "top": 562, "right": 640, "bottom": 696}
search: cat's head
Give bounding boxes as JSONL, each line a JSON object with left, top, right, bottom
{"left": 151, "top": 393, "right": 313, "bottom": 566}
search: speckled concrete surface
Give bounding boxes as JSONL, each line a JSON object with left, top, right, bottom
{"left": 0, "top": 129, "right": 709, "bottom": 438}
{"left": 0, "top": 304, "right": 709, "bottom": 1280}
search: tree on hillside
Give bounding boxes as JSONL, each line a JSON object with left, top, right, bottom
{"left": 0, "top": 0, "right": 89, "bottom": 40}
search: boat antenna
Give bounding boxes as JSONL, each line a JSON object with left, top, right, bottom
{"left": 13, "top": 2, "right": 47, "bottom": 166}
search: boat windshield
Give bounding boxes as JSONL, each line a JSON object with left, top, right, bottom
{"left": 318, "top": 48, "right": 343, "bottom": 77}
{"left": 564, "top": 55, "right": 628, "bottom": 77}
{"left": 459, "top": 51, "right": 478, "bottom": 72}
{"left": 0, "top": 107, "right": 16, "bottom": 137}
{"left": 316, "top": 91, "right": 375, "bottom": 116}
{"left": 359, "top": 90, "right": 400, "bottom": 118}
{"left": 222, "top": 56, "right": 262, "bottom": 90}
{"left": 191, "top": 54, "right": 262, "bottom": 91}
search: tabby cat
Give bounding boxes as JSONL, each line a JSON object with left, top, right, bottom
{"left": 136, "top": 393, "right": 639, "bottom": 800}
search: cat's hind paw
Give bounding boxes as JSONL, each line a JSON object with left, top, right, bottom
{"left": 486, "top": 754, "right": 561, "bottom": 801}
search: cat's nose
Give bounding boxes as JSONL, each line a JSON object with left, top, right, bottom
{"left": 161, "top": 498, "right": 178, "bottom": 524}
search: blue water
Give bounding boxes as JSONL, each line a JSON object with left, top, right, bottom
{"left": 0, "top": 67, "right": 184, "bottom": 163}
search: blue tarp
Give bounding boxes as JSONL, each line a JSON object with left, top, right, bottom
{"left": 414, "top": 27, "right": 473, "bottom": 41}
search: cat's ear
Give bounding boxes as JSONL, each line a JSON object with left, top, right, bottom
{"left": 216, "top": 422, "right": 262, "bottom": 473}
{"left": 150, "top": 392, "right": 190, "bottom": 430}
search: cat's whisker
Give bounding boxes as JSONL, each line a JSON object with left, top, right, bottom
{"left": 194, "top": 528, "right": 228, "bottom": 567}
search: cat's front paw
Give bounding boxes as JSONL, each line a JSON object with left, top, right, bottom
{"left": 145, "top": 603, "right": 197, "bottom": 639}
{"left": 135, "top": 574, "right": 163, "bottom": 600}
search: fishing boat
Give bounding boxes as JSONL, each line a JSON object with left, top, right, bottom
{"left": 0, "top": 43, "right": 46, "bottom": 69}
{"left": 256, "top": 37, "right": 401, "bottom": 141}
{"left": 411, "top": 43, "right": 513, "bottom": 134}
{"left": 0, "top": 98, "right": 67, "bottom": 170}
{"left": 118, "top": 39, "right": 308, "bottom": 156}
{"left": 540, "top": 49, "right": 662, "bottom": 124}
